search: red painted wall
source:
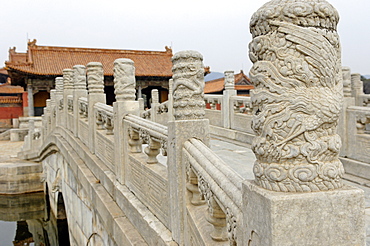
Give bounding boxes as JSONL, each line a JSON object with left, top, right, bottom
{"left": 0, "top": 106, "right": 23, "bottom": 119}
{"left": 22, "top": 92, "right": 28, "bottom": 107}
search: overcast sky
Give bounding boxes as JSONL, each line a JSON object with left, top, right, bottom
{"left": 1, "top": 0, "right": 369, "bottom": 75}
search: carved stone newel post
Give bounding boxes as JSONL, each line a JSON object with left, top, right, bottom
{"left": 249, "top": 0, "right": 344, "bottom": 192}
{"left": 113, "top": 58, "right": 140, "bottom": 185}
{"left": 222, "top": 71, "right": 236, "bottom": 128}
{"left": 168, "top": 50, "right": 210, "bottom": 244}
{"left": 73, "top": 65, "right": 87, "bottom": 136}
{"left": 55, "top": 77, "right": 64, "bottom": 127}
{"left": 172, "top": 51, "right": 205, "bottom": 120}
{"left": 114, "top": 58, "right": 136, "bottom": 102}
{"left": 87, "top": 62, "right": 106, "bottom": 153}
{"left": 63, "top": 69, "right": 74, "bottom": 129}
{"left": 244, "top": 2, "right": 364, "bottom": 245}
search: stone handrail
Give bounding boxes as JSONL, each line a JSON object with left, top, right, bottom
{"left": 20, "top": 38, "right": 365, "bottom": 244}
{"left": 204, "top": 94, "right": 222, "bottom": 109}
{"left": 124, "top": 114, "right": 168, "bottom": 161}
{"left": 183, "top": 138, "right": 242, "bottom": 244}
{"left": 78, "top": 97, "right": 88, "bottom": 119}
{"left": 358, "top": 94, "right": 370, "bottom": 107}
{"left": 94, "top": 102, "right": 114, "bottom": 135}
{"left": 231, "top": 96, "right": 252, "bottom": 114}
{"left": 67, "top": 95, "right": 73, "bottom": 112}
{"left": 142, "top": 96, "right": 170, "bottom": 126}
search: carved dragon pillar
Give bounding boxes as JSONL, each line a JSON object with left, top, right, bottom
{"left": 171, "top": 50, "right": 206, "bottom": 120}
{"left": 249, "top": 0, "right": 344, "bottom": 192}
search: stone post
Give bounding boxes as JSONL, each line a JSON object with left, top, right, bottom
{"left": 62, "top": 69, "right": 74, "bottom": 129}
{"left": 342, "top": 67, "right": 352, "bottom": 97}
{"left": 113, "top": 58, "right": 140, "bottom": 185}
{"left": 150, "top": 89, "right": 159, "bottom": 122}
{"left": 87, "top": 62, "right": 106, "bottom": 153}
{"left": 222, "top": 71, "right": 236, "bottom": 129}
{"left": 49, "top": 89, "right": 56, "bottom": 131}
{"left": 168, "top": 79, "right": 175, "bottom": 122}
{"left": 45, "top": 99, "right": 51, "bottom": 135}
{"left": 351, "top": 73, "right": 364, "bottom": 106}
{"left": 55, "top": 77, "right": 64, "bottom": 127}
{"left": 167, "top": 50, "right": 210, "bottom": 244}
{"left": 339, "top": 67, "right": 355, "bottom": 157}
{"left": 72, "top": 65, "right": 87, "bottom": 137}
{"left": 27, "top": 82, "right": 34, "bottom": 117}
{"left": 244, "top": 0, "right": 365, "bottom": 245}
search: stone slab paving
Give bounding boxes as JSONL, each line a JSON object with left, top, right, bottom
{"left": 210, "top": 137, "right": 370, "bottom": 245}
{"left": 0, "top": 141, "right": 24, "bottom": 163}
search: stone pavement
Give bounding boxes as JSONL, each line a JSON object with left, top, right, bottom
{"left": 210, "top": 137, "right": 370, "bottom": 245}
{"left": 0, "top": 141, "right": 24, "bottom": 162}
{"left": 0, "top": 140, "right": 43, "bottom": 194}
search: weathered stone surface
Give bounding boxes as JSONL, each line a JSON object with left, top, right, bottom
{"left": 114, "top": 58, "right": 136, "bottom": 102}
{"left": 249, "top": 0, "right": 344, "bottom": 192}
{"left": 243, "top": 180, "right": 365, "bottom": 246}
{"left": 172, "top": 51, "right": 205, "bottom": 120}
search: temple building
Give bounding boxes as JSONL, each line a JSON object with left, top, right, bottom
{"left": 0, "top": 80, "right": 26, "bottom": 128}
{"left": 204, "top": 70, "right": 254, "bottom": 96}
{"left": 5, "top": 40, "right": 175, "bottom": 116}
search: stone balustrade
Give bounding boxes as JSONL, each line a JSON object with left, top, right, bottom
{"left": 183, "top": 138, "right": 243, "bottom": 244}
{"left": 19, "top": 0, "right": 367, "bottom": 244}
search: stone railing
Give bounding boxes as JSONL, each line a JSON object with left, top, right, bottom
{"left": 204, "top": 94, "right": 223, "bottom": 127}
{"left": 358, "top": 94, "right": 370, "bottom": 107}
{"left": 141, "top": 90, "right": 170, "bottom": 126}
{"left": 94, "top": 102, "right": 115, "bottom": 171}
{"left": 20, "top": 1, "right": 366, "bottom": 242}
{"left": 77, "top": 97, "right": 88, "bottom": 146}
{"left": 95, "top": 102, "right": 114, "bottom": 135}
{"left": 183, "top": 138, "right": 242, "bottom": 245}
{"left": 123, "top": 114, "right": 170, "bottom": 227}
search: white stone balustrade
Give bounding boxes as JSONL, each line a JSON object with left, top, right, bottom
{"left": 22, "top": 39, "right": 367, "bottom": 244}
{"left": 94, "top": 102, "right": 114, "bottom": 135}
{"left": 183, "top": 138, "right": 242, "bottom": 245}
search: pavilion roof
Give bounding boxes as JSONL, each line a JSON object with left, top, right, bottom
{"left": 0, "top": 83, "right": 24, "bottom": 93}
{"left": 5, "top": 39, "right": 173, "bottom": 77}
{"left": 204, "top": 71, "right": 253, "bottom": 93}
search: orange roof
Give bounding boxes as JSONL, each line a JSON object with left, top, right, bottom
{"left": 204, "top": 71, "right": 252, "bottom": 93}
{"left": 0, "top": 96, "right": 22, "bottom": 104}
{"left": 0, "top": 83, "right": 24, "bottom": 93}
{"left": 6, "top": 39, "right": 173, "bottom": 77}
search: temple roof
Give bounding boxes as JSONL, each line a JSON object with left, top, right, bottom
{"left": 5, "top": 39, "right": 173, "bottom": 77}
{"left": 204, "top": 71, "right": 253, "bottom": 93}
{"left": 0, "top": 83, "right": 24, "bottom": 93}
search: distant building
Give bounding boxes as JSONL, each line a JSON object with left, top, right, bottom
{"left": 0, "top": 67, "right": 8, "bottom": 84}
{"left": 0, "top": 80, "right": 26, "bottom": 128}
{"left": 204, "top": 70, "right": 254, "bottom": 96}
{"left": 5, "top": 39, "right": 174, "bottom": 115}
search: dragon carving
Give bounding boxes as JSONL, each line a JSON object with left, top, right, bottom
{"left": 249, "top": 0, "right": 344, "bottom": 192}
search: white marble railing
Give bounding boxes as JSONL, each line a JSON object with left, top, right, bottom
{"left": 142, "top": 92, "right": 170, "bottom": 126}
{"left": 231, "top": 96, "right": 252, "bottom": 115}
{"left": 124, "top": 114, "right": 168, "bottom": 161}
{"left": 123, "top": 114, "right": 170, "bottom": 227}
{"left": 183, "top": 138, "right": 242, "bottom": 244}
{"left": 94, "top": 102, "right": 114, "bottom": 135}
{"left": 358, "top": 94, "right": 370, "bottom": 107}
{"left": 77, "top": 97, "right": 89, "bottom": 145}
{"left": 204, "top": 94, "right": 222, "bottom": 110}
{"left": 22, "top": 47, "right": 368, "bottom": 245}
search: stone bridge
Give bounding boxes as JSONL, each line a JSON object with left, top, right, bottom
{"left": 18, "top": 0, "right": 370, "bottom": 245}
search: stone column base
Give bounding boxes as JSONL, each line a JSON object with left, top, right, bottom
{"left": 243, "top": 180, "right": 365, "bottom": 246}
